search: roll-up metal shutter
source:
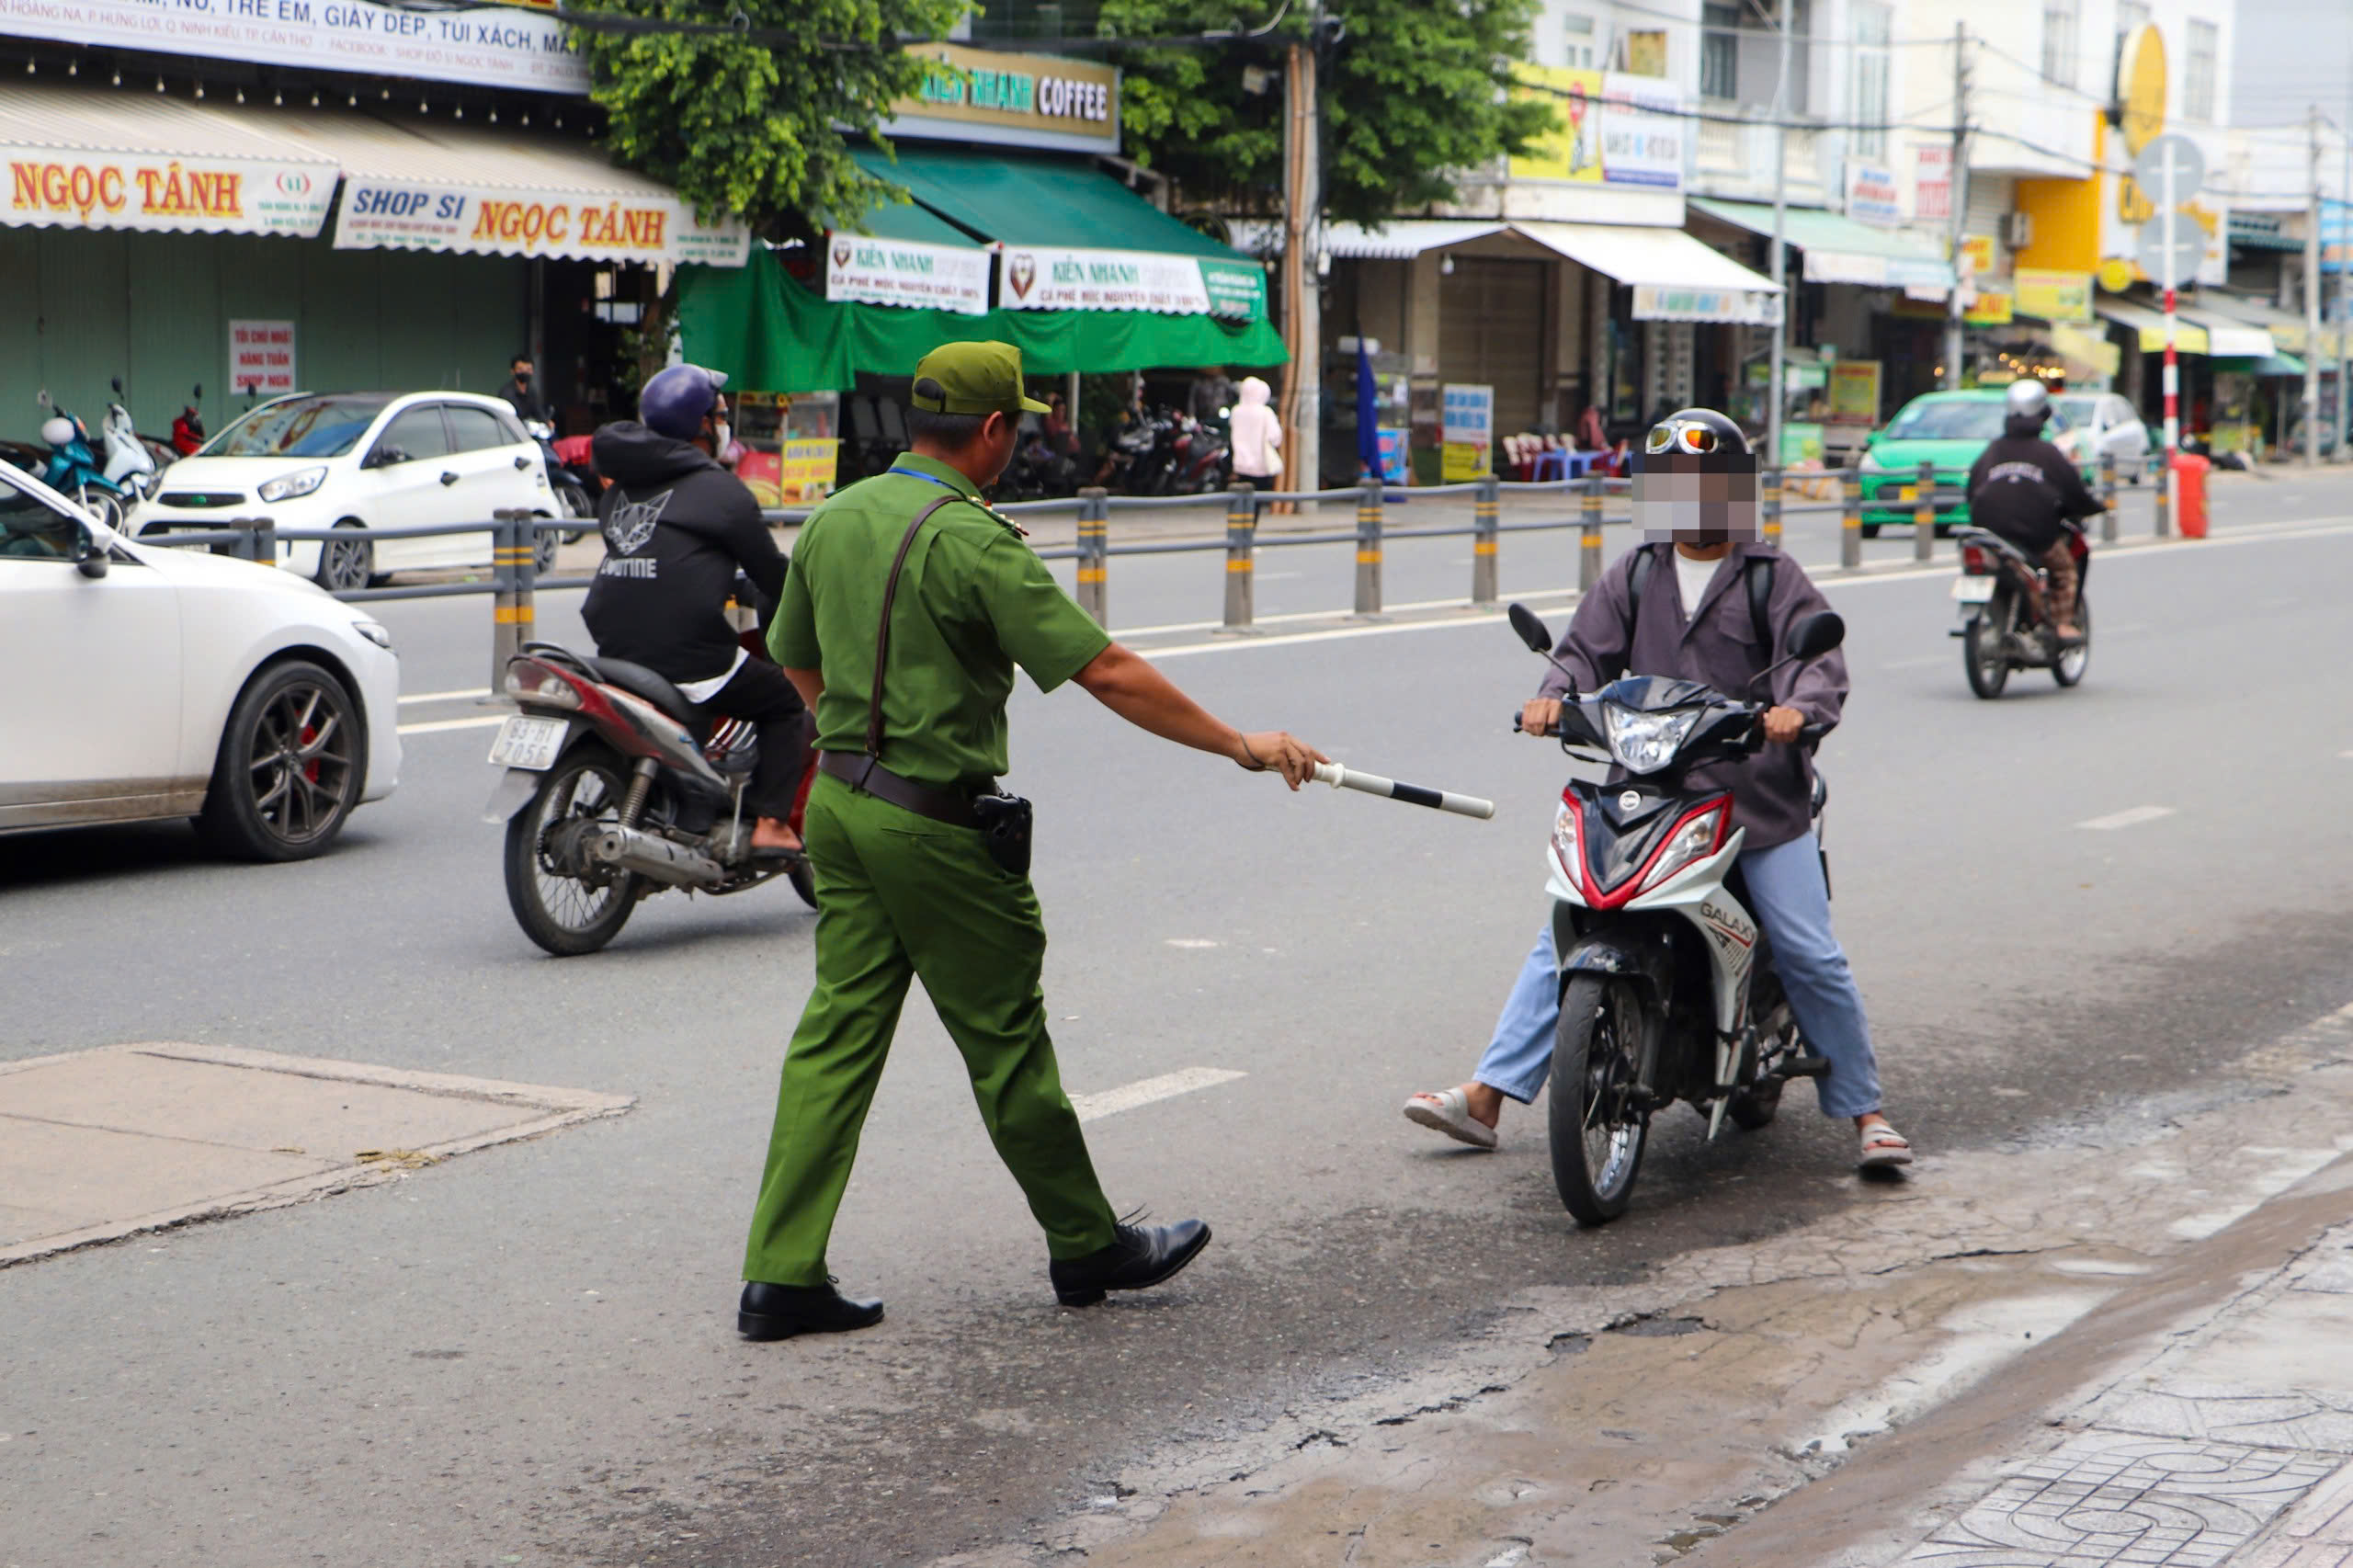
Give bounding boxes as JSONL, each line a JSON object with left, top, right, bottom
{"left": 1439, "top": 257, "right": 1548, "bottom": 436}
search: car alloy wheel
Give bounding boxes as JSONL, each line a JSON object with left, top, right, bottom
{"left": 316, "top": 521, "right": 374, "bottom": 594}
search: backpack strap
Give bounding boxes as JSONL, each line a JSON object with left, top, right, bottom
{"left": 1625, "top": 540, "right": 1663, "bottom": 637}
{"left": 866, "top": 495, "right": 963, "bottom": 760}
{"left": 1744, "top": 552, "right": 1776, "bottom": 654}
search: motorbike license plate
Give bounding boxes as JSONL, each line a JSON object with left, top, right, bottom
{"left": 1950, "top": 576, "right": 1996, "bottom": 604}
{"left": 488, "top": 715, "right": 570, "bottom": 770}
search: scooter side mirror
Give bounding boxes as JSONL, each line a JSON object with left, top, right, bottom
{"left": 74, "top": 524, "right": 109, "bottom": 580}
{"left": 1785, "top": 611, "right": 1846, "bottom": 661}
{"left": 1506, "top": 601, "right": 1553, "bottom": 654}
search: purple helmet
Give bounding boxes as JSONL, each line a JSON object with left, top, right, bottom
{"left": 640, "top": 363, "right": 729, "bottom": 441}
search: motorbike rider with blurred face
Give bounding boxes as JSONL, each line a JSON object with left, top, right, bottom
{"left": 1404, "top": 408, "right": 1912, "bottom": 1172}
{"left": 1964, "top": 379, "right": 2105, "bottom": 644}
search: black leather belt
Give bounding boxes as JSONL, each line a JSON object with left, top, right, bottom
{"left": 817, "top": 751, "right": 982, "bottom": 829}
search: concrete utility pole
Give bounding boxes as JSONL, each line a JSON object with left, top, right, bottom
{"left": 1279, "top": 38, "right": 1322, "bottom": 494}
{"left": 2308, "top": 105, "right": 2324, "bottom": 472}
{"left": 1765, "top": 0, "right": 1792, "bottom": 468}
{"left": 2339, "top": 56, "right": 2350, "bottom": 464}
{"left": 1943, "top": 21, "right": 1971, "bottom": 387}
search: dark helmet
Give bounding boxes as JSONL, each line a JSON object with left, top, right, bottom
{"left": 1641, "top": 406, "right": 1752, "bottom": 466}
{"left": 640, "top": 363, "right": 729, "bottom": 441}
{"left": 1632, "top": 407, "right": 1759, "bottom": 544}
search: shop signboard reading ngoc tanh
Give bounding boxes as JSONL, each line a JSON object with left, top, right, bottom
{"left": 334, "top": 179, "right": 748, "bottom": 266}
{"left": 0, "top": 0, "right": 589, "bottom": 94}
{"left": 6, "top": 147, "right": 336, "bottom": 237}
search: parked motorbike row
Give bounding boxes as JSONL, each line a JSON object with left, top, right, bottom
{"left": 29, "top": 377, "right": 185, "bottom": 530}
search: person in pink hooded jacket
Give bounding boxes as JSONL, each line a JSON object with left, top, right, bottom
{"left": 1227, "top": 375, "right": 1283, "bottom": 484}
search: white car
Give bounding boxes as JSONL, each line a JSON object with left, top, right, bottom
{"left": 0, "top": 460, "right": 401, "bottom": 859}
{"left": 131, "top": 391, "right": 559, "bottom": 593}
{"left": 2054, "top": 392, "right": 2154, "bottom": 481}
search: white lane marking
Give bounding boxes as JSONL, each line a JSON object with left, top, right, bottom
{"left": 398, "top": 715, "right": 509, "bottom": 736}
{"left": 398, "top": 687, "right": 493, "bottom": 705}
{"left": 1164, "top": 937, "right": 1222, "bottom": 949}
{"left": 1070, "top": 1068, "right": 1246, "bottom": 1124}
{"left": 1116, "top": 585, "right": 1578, "bottom": 640}
{"left": 2078, "top": 805, "right": 2176, "bottom": 831}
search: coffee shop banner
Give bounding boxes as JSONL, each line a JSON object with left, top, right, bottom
{"left": 882, "top": 44, "right": 1120, "bottom": 155}
{"left": 996, "top": 246, "right": 1268, "bottom": 319}
{"left": 826, "top": 232, "right": 992, "bottom": 315}
{"left": 0, "top": 0, "right": 590, "bottom": 94}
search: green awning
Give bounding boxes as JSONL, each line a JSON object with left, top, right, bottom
{"left": 850, "top": 145, "right": 1236, "bottom": 256}
{"left": 847, "top": 144, "right": 1267, "bottom": 320}
{"left": 677, "top": 246, "right": 1286, "bottom": 393}
{"left": 835, "top": 193, "right": 983, "bottom": 247}
{"left": 2213, "top": 353, "right": 2308, "bottom": 377}
{"left": 1692, "top": 199, "right": 1956, "bottom": 290}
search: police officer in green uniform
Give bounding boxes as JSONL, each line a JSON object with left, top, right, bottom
{"left": 739, "top": 342, "right": 1325, "bottom": 1339}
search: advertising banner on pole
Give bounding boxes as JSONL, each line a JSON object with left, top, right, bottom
{"left": 1440, "top": 383, "right": 1493, "bottom": 481}
{"left": 0, "top": 0, "right": 589, "bottom": 95}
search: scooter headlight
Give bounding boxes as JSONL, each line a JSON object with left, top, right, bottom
{"left": 258, "top": 465, "right": 328, "bottom": 503}
{"left": 1600, "top": 703, "right": 1701, "bottom": 773}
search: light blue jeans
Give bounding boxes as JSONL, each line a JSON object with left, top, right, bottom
{"left": 1473, "top": 832, "right": 1883, "bottom": 1119}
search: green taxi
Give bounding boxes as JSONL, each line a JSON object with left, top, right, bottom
{"left": 1855, "top": 389, "right": 2094, "bottom": 537}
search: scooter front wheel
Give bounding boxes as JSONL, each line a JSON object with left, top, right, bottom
{"left": 1548, "top": 976, "right": 1654, "bottom": 1226}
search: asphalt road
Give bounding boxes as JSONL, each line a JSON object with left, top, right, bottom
{"left": 5, "top": 477, "right": 2353, "bottom": 1567}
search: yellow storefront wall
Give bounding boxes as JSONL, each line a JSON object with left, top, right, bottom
{"left": 2016, "top": 119, "right": 2106, "bottom": 276}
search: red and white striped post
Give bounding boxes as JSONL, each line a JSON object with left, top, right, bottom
{"left": 2157, "top": 155, "right": 2179, "bottom": 539}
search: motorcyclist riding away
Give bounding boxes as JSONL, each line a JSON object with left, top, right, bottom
{"left": 1963, "top": 379, "right": 2104, "bottom": 644}
{"left": 582, "top": 364, "right": 809, "bottom": 859}
{"left": 1404, "top": 407, "right": 1912, "bottom": 1172}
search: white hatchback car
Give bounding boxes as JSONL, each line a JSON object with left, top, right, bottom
{"left": 0, "top": 460, "right": 401, "bottom": 859}
{"left": 131, "top": 391, "right": 558, "bottom": 593}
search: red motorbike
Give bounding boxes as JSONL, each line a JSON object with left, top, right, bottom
{"left": 483, "top": 595, "right": 817, "bottom": 955}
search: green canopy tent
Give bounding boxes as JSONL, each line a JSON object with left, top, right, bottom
{"left": 678, "top": 248, "right": 1286, "bottom": 392}
{"left": 676, "top": 143, "right": 1283, "bottom": 392}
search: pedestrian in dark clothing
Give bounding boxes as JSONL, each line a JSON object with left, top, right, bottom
{"left": 500, "top": 356, "right": 551, "bottom": 425}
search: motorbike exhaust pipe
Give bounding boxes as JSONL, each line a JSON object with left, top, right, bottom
{"left": 586, "top": 824, "right": 725, "bottom": 890}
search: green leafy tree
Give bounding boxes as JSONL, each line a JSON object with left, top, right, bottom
{"left": 574, "top": 0, "right": 966, "bottom": 233}
{"left": 1099, "top": 0, "right": 1552, "bottom": 225}
{"left": 569, "top": 0, "right": 965, "bottom": 380}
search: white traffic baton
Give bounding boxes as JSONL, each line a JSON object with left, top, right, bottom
{"left": 1310, "top": 762, "right": 1495, "bottom": 820}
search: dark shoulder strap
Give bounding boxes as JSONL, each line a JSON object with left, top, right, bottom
{"left": 1626, "top": 542, "right": 1660, "bottom": 634}
{"left": 867, "top": 495, "right": 962, "bottom": 759}
{"left": 1745, "top": 553, "right": 1776, "bottom": 652}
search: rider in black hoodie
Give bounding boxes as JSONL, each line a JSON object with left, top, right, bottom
{"left": 582, "top": 365, "right": 806, "bottom": 857}
{"left": 1964, "top": 378, "right": 2104, "bottom": 643}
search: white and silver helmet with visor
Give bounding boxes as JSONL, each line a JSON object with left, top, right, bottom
{"left": 1632, "top": 407, "right": 1758, "bottom": 546}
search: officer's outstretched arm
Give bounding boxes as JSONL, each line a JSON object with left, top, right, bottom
{"left": 1072, "top": 643, "right": 1327, "bottom": 790}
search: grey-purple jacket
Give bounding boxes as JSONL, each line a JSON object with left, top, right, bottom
{"left": 1537, "top": 541, "right": 1848, "bottom": 851}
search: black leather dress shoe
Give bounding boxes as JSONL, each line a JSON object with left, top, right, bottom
{"left": 1049, "top": 1219, "right": 1211, "bottom": 1307}
{"left": 737, "top": 1280, "right": 884, "bottom": 1341}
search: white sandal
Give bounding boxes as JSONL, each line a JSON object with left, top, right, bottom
{"left": 1859, "top": 1120, "right": 1914, "bottom": 1169}
{"left": 1403, "top": 1087, "right": 1498, "bottom": 1151}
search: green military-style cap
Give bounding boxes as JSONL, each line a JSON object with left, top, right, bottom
{"left": 910, "top": 341, "right": 1051, "bottom": 416}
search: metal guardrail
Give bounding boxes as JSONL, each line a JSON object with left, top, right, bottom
{"left": 131, "top": 467, "right": 2175, "bottom": 685}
